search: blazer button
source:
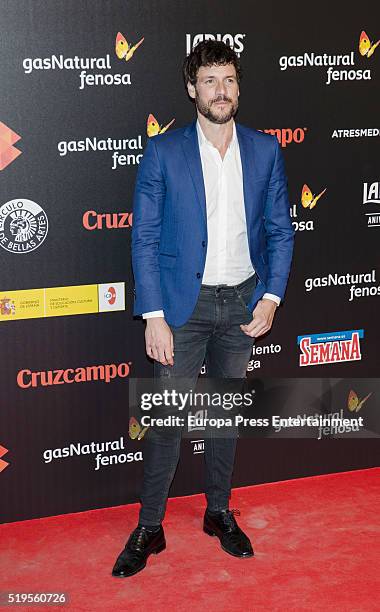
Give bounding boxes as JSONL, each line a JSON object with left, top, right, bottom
{"left": 202, "top": 241, "right": 206, "bottom": 247}
{"left": 196, "top": 272, "right": 201, "bottom": 278}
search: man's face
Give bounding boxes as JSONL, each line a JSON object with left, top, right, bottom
{"left": 187, "top": 63, "right": 239, "bottom": 124}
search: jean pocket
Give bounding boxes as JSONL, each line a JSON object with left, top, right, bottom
{"left": 235, "top": 289, "right": 252, "bottom": 314}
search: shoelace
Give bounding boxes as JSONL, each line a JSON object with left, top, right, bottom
{"left": 222, "top": 508, "right": 241, "bottom": 530}
{"left": 128, "top": 527, "right": 149, "bottom": 554}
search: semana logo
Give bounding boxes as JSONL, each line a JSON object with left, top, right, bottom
{"left": 259, "top": 127, "right": 307, "bottom": 147}
{"left": 278, "top": 31, "right": 378, "bottom": 85}
{"left": 0, "top": 198, "right": 48, "bottom": 254}
{"left": 298, "top": 329, "right": 363, "bottom": 367}
{"left": 17, "top": 361, "right": 131, "bottom": 389}
{"left": 22, "top": 31, "right": 144, "bottom": 90}
{"left": 363, "top": 181, "right": 380, "bottom": 228}
{"left": 57, "top": 135, "right": 143, "bottom": 170}
{"left": 0, "top": 122, "right": 22, "bottom": 170}
{"left": 186, "top": 33, "right": 245, "bottom": 56}
{"left": 304, "top": 269, "right": 379, "bottom": 301}
{"left": 290, "top": 183, "right": 327, "bottom": 232}
{"left": 42, "top": 436, "right": 142, "bottom": 471}
{"left": 83, "top": 210, "right": 132, "bottom": 230}
{"left": 0, "top": 445, "right": 10, "bottom": 472}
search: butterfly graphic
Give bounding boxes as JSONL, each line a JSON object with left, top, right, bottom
{"left": 129, "top": 416, "right": 149, "bottom": 440}
{"left": 347, "top": 389, "right": 372, "bottom": 412}
{"left": 359, "top": 31, "right": 380, "bottom": 58}
{"left": 147, "top": 113, "right": 175, "bottom": 137}
{"left": 115, "top": 32, "right": 144, "bottom": 61}
{"left": 301, "top": 184, "right": 327, "bottom": 210}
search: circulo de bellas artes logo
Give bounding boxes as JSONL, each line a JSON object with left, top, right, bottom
{"left": 0, "top": 198, "right": 48, "bottom": 254}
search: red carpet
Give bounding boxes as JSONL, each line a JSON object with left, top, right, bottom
{"left": 1, "top": 468, "right": 379, "bottom": 611}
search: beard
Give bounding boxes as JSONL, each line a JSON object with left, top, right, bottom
{"left": 195, "top": 92, "right": 238, "bottom": 124}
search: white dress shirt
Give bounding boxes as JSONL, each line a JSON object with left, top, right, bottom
{"left": 142, "top": 119, "right": 280, "bottom": 318}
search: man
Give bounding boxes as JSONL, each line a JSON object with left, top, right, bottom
{"left": 112, "top": 40, "right": 294, "bottom": 578}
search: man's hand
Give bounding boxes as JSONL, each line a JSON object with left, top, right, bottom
{"left": 240, "top": 298, "right": 278, "bottom": 338}
{"left": 145, "top": 318, "right": 174, "bottom": 365}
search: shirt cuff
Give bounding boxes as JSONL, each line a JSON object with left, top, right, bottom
{"left": 262, "top": 293, "right": 281, "bottom": 306}
{"left": 142, "top": 310, "right": 165, "bottom": 319}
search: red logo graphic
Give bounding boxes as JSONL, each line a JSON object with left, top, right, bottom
{"left": 105, "top": 286, "right": 116, "bottom": 305}
{"left": 0, "top": 122, "right": 22, "bottom": 170}
{"left": 0, "top": 445, "right": 9, "bottom": 472}
{"left": 259, "top": 127, "right": 307, "bottom": 147}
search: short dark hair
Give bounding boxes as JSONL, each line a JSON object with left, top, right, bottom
{"left": 183, "top": 40, "right": 242, "bottom": 87}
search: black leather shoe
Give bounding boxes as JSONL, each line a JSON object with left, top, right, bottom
{"left": 203, "top": 508, "right": 254, "bottom": 558}
{"left": 112, "top": 525, "right": 166, "bottom": 577}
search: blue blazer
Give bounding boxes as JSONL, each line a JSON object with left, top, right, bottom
{"left": 131, "top": 120, "right": 294, "bottom": 327}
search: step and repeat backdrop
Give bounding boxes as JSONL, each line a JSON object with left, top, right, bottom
{"left": 1, "top": 1, "right": 379, "bottom": 522}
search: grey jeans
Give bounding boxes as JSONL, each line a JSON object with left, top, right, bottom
{"left": 138, "top": 272, "right": 257, "bottom": 525}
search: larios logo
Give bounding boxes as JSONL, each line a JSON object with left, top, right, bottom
{"left": 57, "top": 135, "right": 143, "bottom": 170}
{"left": 0, "top": 122, "right": 22, "bottom": 170}
{"left": 259, "top": 127, "right": 307, "bottom": 148}
{"left": 289, "top": 183, "right": 327, "bottom": 232}
{"left": 42, "top": 436, "right": 142, "bottom": 471}
{"left": 186, "top": 33, "right": 245, "bottom": 56}
{"left": 278, "top": 30, "right": 379, "bottom": 85}
{"left": 363, "top": 181, "right": 380, "bottom": 228}
{"left": 17, "top": 362, "right": 131, "bottom": 389}
{"left": 298, "top": 329, "right": 364, "bottom": 367}
{"left": 83, "top": 210, "right": 132, "bottom": 230}
{"left": 22, "top": 30, "right": 144, "bottom": 90}
{"left": 304, "top": 269, "right": 379, "bottom": 301}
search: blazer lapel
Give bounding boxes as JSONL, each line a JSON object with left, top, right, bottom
{"left": 182, "top": 121, "right": 207, "bottom": 226}
{"left": 181, "top": 120, "right": 258, "bottom": 231}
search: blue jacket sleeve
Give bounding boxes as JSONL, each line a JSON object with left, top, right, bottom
{"left": 263, "top": 137, "right": 295, "bottom": 299}
{"left": 131, "top": 137, "right": 166, "bottom": 315}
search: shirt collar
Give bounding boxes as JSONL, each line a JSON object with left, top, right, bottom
{"left": 196, "top": 119, "right": 237, "bottom": 151}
